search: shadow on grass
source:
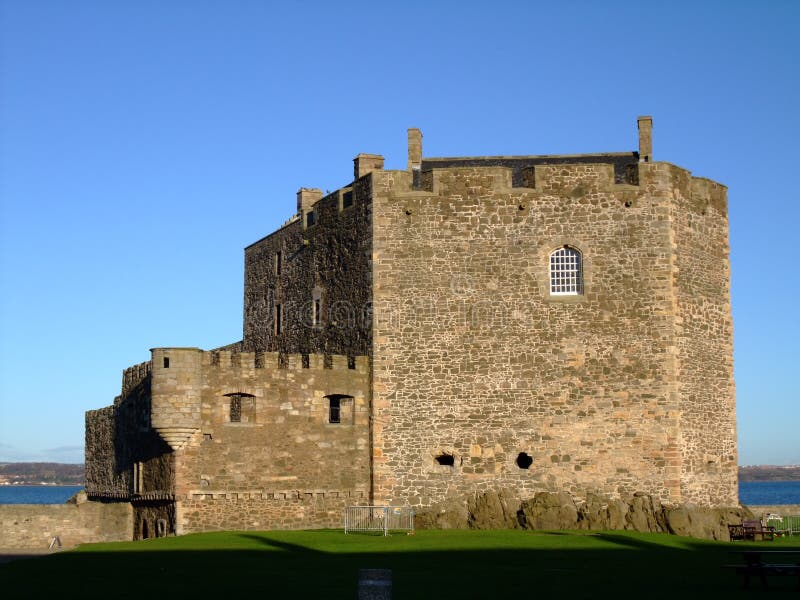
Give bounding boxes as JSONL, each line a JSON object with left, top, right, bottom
{"left": 1, "top": 532, "right": 798, "bottom": 599}
{"left": 236, "top": 533, "right": 325, "bottom": 554}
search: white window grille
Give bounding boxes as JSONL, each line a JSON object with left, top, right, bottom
{"left": 549, "top": 246, "right": 583, "bottom": 295}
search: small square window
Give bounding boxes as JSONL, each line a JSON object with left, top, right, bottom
{"left": 342, "top": 190, "right": 354, "bottom": 209}
{"left": 325, "top": 394, "right": 353, "bottom": 424}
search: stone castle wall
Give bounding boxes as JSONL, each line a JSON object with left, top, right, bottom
{"left": 177, "top": 490, "right": 364, "bottom": 533}
{"left": 87, "top": 349, "right": 371, "bottom": 536}
{"left": 663, "top": 164, "right": 738, "bottom": 506}
{"left": 0, "top": 501, "right": 132, "bottom": 549}
{"left": 85, "top": 361, "right": 174, "bottom": 501}
{"left": 368, "top": 160, "right": 734, "bottom": 508}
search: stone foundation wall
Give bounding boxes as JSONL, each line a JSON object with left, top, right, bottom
{"left": 416, "top": 490, "right": 751, "bottom": 541}
{"left": 177, "top": 491, "right": 363, "bottom": 533}
{"left": 0, "top": 500, "right": 132, "bottom": 549}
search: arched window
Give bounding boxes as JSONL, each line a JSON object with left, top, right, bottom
{"left": 549, "top": 246, "right": 583, "bottom": 295}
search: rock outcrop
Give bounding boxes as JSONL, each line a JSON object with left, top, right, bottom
{"left": 416, "top": 490, "right": 755, "bottom": 540}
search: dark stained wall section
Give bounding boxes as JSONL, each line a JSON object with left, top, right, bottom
{"left": 242, "top": 179, "right": 373, "bottom": 357}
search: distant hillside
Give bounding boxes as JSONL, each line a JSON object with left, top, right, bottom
{"left": 739, "top": 465, "right": 800, "bottom": 482}
{"left": 0, "top": 462, "right": 84, "bottom": 485}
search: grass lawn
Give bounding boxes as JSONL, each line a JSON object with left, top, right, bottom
{"left": 2, "top": 530, "right": 799, "bottom": 598}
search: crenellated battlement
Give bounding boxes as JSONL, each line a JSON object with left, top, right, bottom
{"left": 122, "top": 360, "right": 151, "bottom": 397}
{"left": 204, "top": 350, "right": 368, "bottom": 372}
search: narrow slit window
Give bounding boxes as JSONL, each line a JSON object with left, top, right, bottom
{"left": 275, "top": 304, "right": 282, "bottom": 335}
{"left": 329, "top": 397, "right": 341, "bottom": 424}
{"left": 314, "top": 298, "right": 321, "bottom": 327}
{"left": 230, "top": 395, "right": 241, "bottom": 422}
{"left": 275, "top": 250, "right": 282, "bottom": 276}
{"left": 549, "top": 246, "right": 583, "bottom": 295}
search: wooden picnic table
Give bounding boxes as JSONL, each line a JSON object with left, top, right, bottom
{"left": 726, "top": 550, "right": 800, "bottom": 589}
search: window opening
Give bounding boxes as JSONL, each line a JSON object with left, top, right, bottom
{"left": 348, "top": 356, "right": 356, "bottom": 370}
{"left": 329, "top": 396, "right": 341, "bottom": 424}
{"left": 549, "top": 246, "right": 583, "bottom": 295}
{"left": 163, "top": 357, "right": 170, "bottom": 368}
{"left": 133, "top": 462, "right": 144, "bottom": 494}
{"left": 314, "top": 298, "right": 321, "bottom": 327}
{"left": 275, "top": 250, "right": 282, "bottom": 275}
{"left": 306, "top": 211, "right": 316, "bottom": 227}
{"left": 225, "top": 393, "right": 255, "bottom": 423}
{"left": 275, "top": 304, "right": 282, "bottom": 335}
{"left": 342, "top": 190, "right": 354, "bottom": 209}
{"left": 324, "top": 394, "right": 353, "bottom": 424}
{"left": 229, "top": 395, "right": 242, "bottom": 422}
{"left": 302, "top": 354, "right": 310, "bottom": 369}
{"left": 516, "top": 452, "right": 533, "bottom": 469}
{"left": 435, "top": 453, "right": 455, "bottom": 466}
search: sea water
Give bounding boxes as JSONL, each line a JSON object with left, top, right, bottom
{"left": 0, "top": 485, "right": 83, "bottom": 504}
{"left": 739, "top": 481, "right": 800, "bottom": 506}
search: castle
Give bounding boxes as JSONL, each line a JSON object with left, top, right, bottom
{"left": 85, "top": 117, "right": 738, "bottom": 538}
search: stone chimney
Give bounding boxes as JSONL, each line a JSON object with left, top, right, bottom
{"left": 638, "top": 116, "right": 653, "bottom": 162}
{"left": 353, "top": 153, "right": 384, "bottom": 180}
{"left": 297, "top": 187, "right": 323, "bottom": 213}
{"left": 407, "top": 128, "right": 423, "bottom": 171}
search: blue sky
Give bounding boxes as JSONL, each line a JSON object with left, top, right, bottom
{"left": 0, "top": 0, "right": 797, "bottom": 466}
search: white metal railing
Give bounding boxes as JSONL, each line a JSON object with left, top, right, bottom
{"left": 765, "top": 514, "right": 800, "bottom": 536}
{"left": 344, "top": 506, "right": 414, "bottom": 536}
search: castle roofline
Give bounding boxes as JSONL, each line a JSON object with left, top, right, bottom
{"left": 244, "top": 213, "right": 301, "bottom": 250}
{"left": 423, "top": 151, "right": 637, "bottom": 161}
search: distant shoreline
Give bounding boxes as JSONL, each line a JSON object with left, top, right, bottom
{"left": 0, "top": 484, "right": 84, "bottom": 487}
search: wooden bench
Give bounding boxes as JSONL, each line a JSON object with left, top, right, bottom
{"left": 726, "top": 551, "right": 800, "bottom": 589}
{"left": 728, "top": 520, "right": 776, "bottom": 541}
